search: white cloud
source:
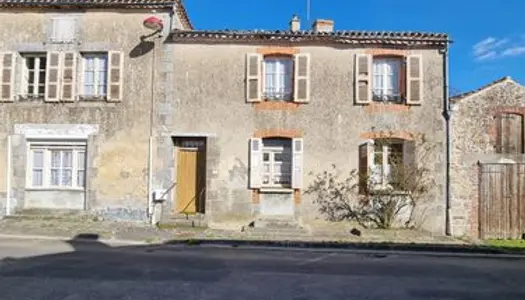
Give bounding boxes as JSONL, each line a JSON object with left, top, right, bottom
{"left": 473, "top": 36, "right": 525, "bottom": 61}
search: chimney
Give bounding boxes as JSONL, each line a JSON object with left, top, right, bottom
{"left": 290, "top": 15, "right": 300, "bottom": 32}
{"left": 312, "top": 19, "right": 334, "bottom": 33}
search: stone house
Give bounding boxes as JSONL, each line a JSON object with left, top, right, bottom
{"left": 0, "top": 0, "right": 191, "bottom": 220}
{"left": 450, "top": 76, "right": 525, "bottom": 239}
{"left": 156, "top": 17, "right": 450, "bottom": 233}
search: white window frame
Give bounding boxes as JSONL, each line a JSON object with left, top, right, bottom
{"left": 263, "top": 56, "right": 294, "bottom": 101}
{"left": 372, "top": 57, "right": 401, "bottom": 102}
{"left": 81, "top": 53, "right": 108, "bottom": 99}
{"left": 50, "top": 17, "right": 76, "bottom": 43}
{"left": 27, "top": 141, "right": 87, "bottom": 190}
{"left": 20, "top": 53, "right": 47, "bottom": 99}
{"left": 261, "top": 139, "right": 292, "bottom": 188}
{"left": 371, "top": 140, "right": 404, "bottom": 186}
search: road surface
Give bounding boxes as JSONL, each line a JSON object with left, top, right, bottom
{"left": 0, "top": 237, "right": 524, "bottom": 300}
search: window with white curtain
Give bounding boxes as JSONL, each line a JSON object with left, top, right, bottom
{"left": 263, "top": 56, "right": 293, "bottom": 101}
{"left": 29, "top": 144, "right": 86, "bottom": 189}
{"left": 82, "top": 53, "right": 108, "bottom": 98}
{"left": 261, "top": 138, "right": 292, "bottom": 187}
{"left": 372, "top": 58, "right": 401, "bottom": 102}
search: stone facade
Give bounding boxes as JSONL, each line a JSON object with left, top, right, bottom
{"left": 450, "top": 77, "right": 525, "bottom": 237}
{"left": 0, "top": 2, "right": 188, "bottom": 220}
{"left": 155, "top": 23, "right": 449, "bottom": 233}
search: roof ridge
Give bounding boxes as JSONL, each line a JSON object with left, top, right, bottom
{"left": 451, "top": 76, "right": 514, "bottom": 102}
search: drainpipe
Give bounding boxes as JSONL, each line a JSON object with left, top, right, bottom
{"left": 147, "top": 35, "right": 158, "bottom": 221}
{"left": 441, "top": 45, "right": 452, "bottom": 236}
{"left": 5, "top": 135, "right": 12, "bottom": 216}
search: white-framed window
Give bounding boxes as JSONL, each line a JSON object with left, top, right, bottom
{"left": 261, "top": 138, "right": 292, "bottom": 187}
{"left": 372, "top": 57, "right": 402, "bottom": 102}
{"left": 263, "top": 56, "right": 294, "bottom": 101}
{"left": 28, "top": 142, "right": 87, "bottom": 189}
{"left": 371, "top": 140, "right": 404, "bottom": 185}
{"left": 50, "top": 17, "right": 76, "bottom": 43}
{"left": 20, "top": 54, "right": 47, "bottom": 99}
{"left": 82, "top": 53, "right": 108, "bottom": 98}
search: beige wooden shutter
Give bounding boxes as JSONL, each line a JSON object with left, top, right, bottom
{"left": 292, "top": 138, "right": 304, "bottom": 189}
{"left": 246, "top": 53, "right": 262, "bottom": 102}
{"left": 0, "top": 52, "right": 16, "bottom": 102}
{"left": 293, "top": 53, "right": 310, "bottom": 103}
{"left": 45, "top": 52, "right": 61, "bottom": 102}
{"left": 355, "top": 54, "right": 372, "bottom": 104}
{"left": 107, "top": 51, "right": 123, "bottom": 102}
{"left": 406, "top": 54, "right": 423, "bottom": 105}
{"left": 402, "top": 140, "right": 417, "bottom": 186}
{"left": 61, "top": 52, "right": 77, "bottom": 102}
{"left": 358, "top": 140, "right": 373, "bottom": 194}
{"left": 249, "top": 138, "right": 262, "bottom": 188}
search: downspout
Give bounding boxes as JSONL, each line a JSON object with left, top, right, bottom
{"left": 441, "top": 44, "right": 452, "bottom": 236}
{"left": 147, "top": 32, "right": 159, "bottom": 221}
{"left": 5, "top": 135, "right": 12, "bottom": 216}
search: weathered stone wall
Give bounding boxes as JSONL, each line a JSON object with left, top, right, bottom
{"left": 0, "top": 9, "right": 180, "bottom": 220}
{"left": 450, "top": 79, "right": 525, "bottom": 237}
{"left": 163, "top": 43, "right": 446, "bottom": 233}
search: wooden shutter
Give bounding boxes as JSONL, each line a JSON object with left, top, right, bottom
{"left": 293, "top": 53, "right": 310, "bottom": 103}
{"left": 292, "top": 138, "right": 304, "bottom": 189}
{"left": 358, "top": 140, "right": 373, "bottom": 194}
{"left": 499, "top": 113, "right": 524, "bottom": 154}
{"left": 406, "top": 54, "right": 423, "bottom": 105}
{"left": 354, "top": 54, "right": 372, "bottom": 104}
{"left": 45, "top": 51, "right": 61, "bottom": 102}
{"left": 249, "top": 138, "right": 262, "bottom": 188}
{"left": 0, "top": 52, "right": 16, "bottom": 102}
{"left": 61, "top": 52, "right": 77, "bottom": 102}
{"left": 246, "top": 53, "right": 262, "bottom": 102}
{"left": 107, "top": 51, "right": 123, "bottom": 102}
{"left": 402, "top": 140, "right": 417, "bottom": 180}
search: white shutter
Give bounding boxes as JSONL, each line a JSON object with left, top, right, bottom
{"left": 107, "top": 51, "right": 123, "bottom": 102}
{"left": 61, "top": 52, "right": 77, "bottom": 102}
{"left": 0, "top": 52, "right": 16, "bottom": 102}
{"left": 293, "top": 53, "right": 310, "bottom": 103}
{"left": 354, "top": 54, "right": 372, "bottom": 104}
{"left": 406, "top": 54, "right": 423, "bottom": 105}
{"left": 249, "top": 138, "right": 262, "bottom": 188}
{"left": 292, "top": 138, "right": 304, "bottom": 189}
{"left": 246, "top": 53, "right": 262, "bottom": 102}
{"left": 45, "top": 51, "right": 61, "bottom": 102}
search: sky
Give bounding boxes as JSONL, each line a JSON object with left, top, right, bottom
{"left": 183, "top": 0, "right": 525, "bottom": 94}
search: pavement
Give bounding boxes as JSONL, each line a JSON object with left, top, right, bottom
{"left": 1, "top": 237, "right": 525, "bottom": 300}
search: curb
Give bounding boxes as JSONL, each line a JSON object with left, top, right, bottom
{"left": 1, "top": 233, "right": 524, "bottom": 259}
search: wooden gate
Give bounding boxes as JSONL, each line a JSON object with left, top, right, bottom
{"left": 479, "top": 163, "right": 525, "bottom": 239}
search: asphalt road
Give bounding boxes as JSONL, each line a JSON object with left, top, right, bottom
{"left": 1, "top": 237, "right": 525, "bottom": 300}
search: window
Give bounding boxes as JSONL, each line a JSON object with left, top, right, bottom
{"left": 82, "top": 53, "right": 108, "bottom": 98}
{"left": 371, "top": 140, "right": 404, "bottom": 185}
{"left": 497, "top": 113, "right": 524, "bottom": 154}
{"left": 29, "top": 144, "right": 86, "bottom": 189}
{"left": 372, "top": 57, "right": 402, "bottom": 102}
{"left": 263, "top": 56, "right": 294, "bottom": 101}
{"left": 261, "top": 138, "right": 292, "bottom": 187}
{"left": 50, "top": 17, "right": 76, "bottom": 43}
{"left": 21, "top": 54, "right": 47, "bottom": 99}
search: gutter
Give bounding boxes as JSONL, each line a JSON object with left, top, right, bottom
{"left": 441, "top": 43, "right": 452, "bottom": 236}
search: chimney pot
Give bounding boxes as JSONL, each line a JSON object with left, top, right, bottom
{"left": 290, "top": 15, "right": 300, "bottom": 32}
{"left": 312, "top": 19, "right": 334, "bottom": 33}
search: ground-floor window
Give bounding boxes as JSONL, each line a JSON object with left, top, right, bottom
{"left": 28, "top": 142, "right": 86, "bottom": 189}
{"left": 261, "top": 138, "right": 292, "bottom": 187}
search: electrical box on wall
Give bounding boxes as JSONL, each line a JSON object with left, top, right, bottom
{"left": 152, "top": 189, "right": 167, "bottom": 202}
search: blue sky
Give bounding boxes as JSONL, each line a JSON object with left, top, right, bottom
{"left": 184, "top": 0, "right": 524, "bottom": 94}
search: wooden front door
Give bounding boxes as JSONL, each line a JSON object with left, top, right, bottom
{"left": 175, "top": 148, "right": 205, "bottom": 214}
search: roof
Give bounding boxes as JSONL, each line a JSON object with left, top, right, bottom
{"left": 0, "top": 0, "right": 192, "bottom": 29}
{"left": 167, "top": 29, "right": 450, "bottom": 47}
{"left": 450, "top": 76, "right": 514, "bottom": 103}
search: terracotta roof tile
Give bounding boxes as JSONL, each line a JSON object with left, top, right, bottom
{"left": 168, "top": 29, "right": 451, "bottom": 46}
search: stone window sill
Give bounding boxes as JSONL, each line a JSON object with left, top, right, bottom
{"left": 259, "top": 187, "right": 294, "bottom": 194}
{"left": 25, "top": 187, "right": 85, "bottom": 192}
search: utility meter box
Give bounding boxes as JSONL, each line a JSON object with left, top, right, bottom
{"left": 152, "top": 189, "right": 167, "bottom": 202}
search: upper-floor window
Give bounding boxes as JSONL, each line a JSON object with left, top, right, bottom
{"left": 497, "top": 113, "right": 524, "bottom": 154}
{"left": 263, "top": 56, "right": 294, "bottom": 101}
{"left": 82, "top": 53, "right": 108, "bottom": 99}
{"left": 245, "top": 52, "right": 310, "bottom": 104}
{"left": 21, "top": 53, "right": 47, "bottom": 100}
{"left": 50, "top": 17, "right": 76, "bottom": 43}
{"left": 372, "top": 57, "right": 402, "bottom": 103}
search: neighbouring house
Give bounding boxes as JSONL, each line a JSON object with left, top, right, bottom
{"left": 450, "top": 76, "right": 525, "bottom": 239}
{"left": 156, "top": 16, "right": 450, "bottom": 233}
{"left": 0, "top": 0, "right": 192, "bottom": 220}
